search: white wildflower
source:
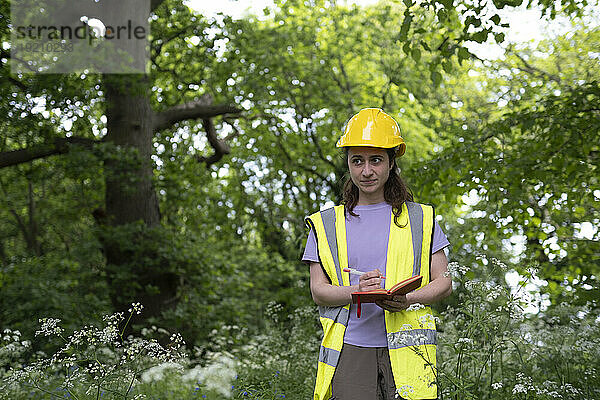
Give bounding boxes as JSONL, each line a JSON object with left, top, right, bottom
{"left": 447, "top": 261, "right": 469, "bottom": 276}
{"left": 98, "top": 324, "right": 119, "bottom": 344}
{"left": 487, "top": 287, "right": 502, "bottom": 301}
{"left": 36, "top": 318, "right": 64, "bottom": 337}
{"left": 140, "top": 362, "right": 183, "bottom": 383}
{"left": 561, "top": 383, "right": 581, "bottom": 395}
{"left": 513, "top": 383, "right": 527, "bottom": 394}
{"left": 128, "top": 302, "right": 144, "bottom": 315}
{"left": 464, "top": 281, "right": 477, "bottom": 290}
{"left": 187, "top": 354, "right": 238, "bottom": 398}
{"left": 490, "top": 258, "right": 508, "bottom": 271}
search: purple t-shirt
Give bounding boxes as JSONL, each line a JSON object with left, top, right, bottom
{"left": 302, "top": 202, "right": 449, "bottom": 347}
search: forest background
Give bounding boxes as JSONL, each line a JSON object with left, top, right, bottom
{"left": 0, "top": 0, "right": 599, "bottom": 398}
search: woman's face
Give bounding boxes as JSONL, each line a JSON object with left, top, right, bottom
{"left": 347, "top": 146, "right": 392, "bottom": 203}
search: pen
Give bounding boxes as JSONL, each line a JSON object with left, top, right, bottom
{"left": 343, "top": 268, "right": 385, "bottom": 279}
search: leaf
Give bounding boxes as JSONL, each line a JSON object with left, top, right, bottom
{"left": 412, "top": 47, "right": 422, "bottom": 62}
{"left": 442, "top": 60, "right": 453, "bottom": 73}
{"left": 471, "top": 30, "right": 489, "bottom": 43}
{"left": 431, "top": 70, "right": 442, "bottom": 86}
{"left": 398, "top": 13, "right": 413, "bottom": 42}
{"left": 437, "top": 8, "right": 448, "bottom": 22}
{"left": 493, "top": 0, "right": 524, "bottom": 8}
{"left": 457, "top": 46, "right": 471, "bottom": 62}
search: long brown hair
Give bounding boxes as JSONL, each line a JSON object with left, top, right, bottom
{"left": 342, "top": 147, "right": 413, "bottom": 227}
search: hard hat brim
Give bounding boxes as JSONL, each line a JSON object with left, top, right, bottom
{"left": 336, "top": 140, "right": 406, "bottom": 157}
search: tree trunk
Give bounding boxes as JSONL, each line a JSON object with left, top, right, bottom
{"left": 27, "top": 181, "right": 42, "bottom": 256}
{"left": 101, "top": 74, "right": 177, "bottom": 320}
{"left": 104, "top": 75, "right": 160, "bottom": 227}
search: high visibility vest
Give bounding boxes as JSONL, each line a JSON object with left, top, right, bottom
{"left": 305, "top": 202, "right": 437, "bottom": 400}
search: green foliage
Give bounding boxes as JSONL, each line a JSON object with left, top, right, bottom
{"left": 232, "top": 304, "right": 318, "bottom": 399}
{"left": 414, "top": 27, "right": 600, "bottom": 309}
{"left": 0, "top": 253, "right": 110, "bottom": 347}
{"left": 0, "top": 146, "right": 108, "bottom": 344}
{"left": 437, "top": 259, "right": 600, "bottom": 399}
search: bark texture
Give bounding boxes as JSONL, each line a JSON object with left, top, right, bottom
{"left": 101, "top": 74, "right": 177, "bottom": 319}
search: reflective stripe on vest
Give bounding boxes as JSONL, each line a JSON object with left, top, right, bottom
{"left": 320, "top": 207, "right": 344, "bottom": 290}
{"left": 317, "top": 207, "right": 350, "bottom": 329}
{"left": 406, "top": 201, "right": 424, "bottom": 276}
{"left": 319, "top": 345, "right": 341, "bottom": 367}
{"left": 306, "top": 205, "right": 350, "bottom": 400}
{"left": 319, "top": 305, "right": 350, "bottom": 326}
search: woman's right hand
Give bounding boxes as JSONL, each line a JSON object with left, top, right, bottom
{"left": 358, "top": 269, "right": 384, "bottom": 292}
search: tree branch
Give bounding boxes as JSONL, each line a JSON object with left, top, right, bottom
{"left": 196, "top": 118, "right": 231, "bottom": 167}
{"left": 151, "top": 0, "right": 167, "bottom": 12}
{"left": 0, "top": 137, "right": 102, "bottom": 169}
{"left": 306, "top": 120, "right": 337, "bottom": 171}
{"left": 222, "top": 118, "right": 243, "bottom": 142}
{"left": 511, "top": 51, "right": 562, "bottom": 84}
{"left": 1, "top": 50, "right": 28, "bottom": 90}
{"left": 153, "top": 98, "right": 241, "bottom": 131}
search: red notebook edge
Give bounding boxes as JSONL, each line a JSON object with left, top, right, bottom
{"left": 351, "top": 275, "right": 423, "bottom": 296}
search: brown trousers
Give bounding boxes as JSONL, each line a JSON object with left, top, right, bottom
{"left": 331, "top": 344, "right": 397, "bottom": 400}
{"left": 330, "top": 344, "right": 437, "bottom": 400}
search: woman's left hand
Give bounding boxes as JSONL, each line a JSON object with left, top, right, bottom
{"left": 376, "top": 294, "right": 409, "bottom": 312}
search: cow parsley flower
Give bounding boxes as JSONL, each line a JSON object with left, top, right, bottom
{"left": 35, "top": 318, "right": 64, "bottom": 337}
{"left": 513, "top": 383, "right": 528, "bottom": 394}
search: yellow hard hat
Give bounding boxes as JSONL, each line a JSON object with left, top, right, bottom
{"left": 336, "top": 108, "right": 406, "bottom": 157}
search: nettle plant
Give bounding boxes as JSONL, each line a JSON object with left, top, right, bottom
{"left": 1, "top": 303, "right": 187, "bottom": 400}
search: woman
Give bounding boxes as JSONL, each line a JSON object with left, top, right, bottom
{"left": 302, "top": 108, "right": 452, "bottom": 400}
